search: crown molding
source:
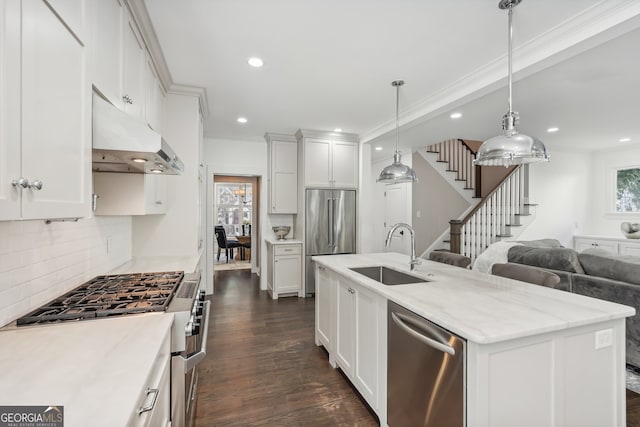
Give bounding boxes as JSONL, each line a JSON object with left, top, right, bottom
{"left": 168, "top": 84, "right": 210, "bottom": 119}
{"left": 264, "top": 133, "right": 297, "bottom": 143}
{"left": 295, "top": 129, "right": 360, "bottom": 143}
{"left": 361, "top": 0, "right": 640, "bottom": 143}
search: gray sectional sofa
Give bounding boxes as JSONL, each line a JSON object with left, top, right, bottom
{"left": 506, "top": 240, "right": 640, "bottom": 368}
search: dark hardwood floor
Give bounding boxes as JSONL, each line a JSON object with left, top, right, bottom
{"left": 196, "top": 269, "right": 640, "bottom": 426}
{"left": 195, "top": 270, "right": 378, "bottom": 426}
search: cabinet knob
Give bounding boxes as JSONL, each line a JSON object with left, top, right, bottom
{"left": 12, "top": 178, "right": 29, "bottom": 189}
{"left": 122, "top": 94, "right": 133, "bottom": 104}
{"left": 155, "top": 201, "right": 162, "bottom": 205}
{"left": 29, "top": 180, "right": 43, "bottom": 191}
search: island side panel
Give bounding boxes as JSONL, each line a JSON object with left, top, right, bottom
{"left": 467, "top": 318, "right": 626, "bottom": 427}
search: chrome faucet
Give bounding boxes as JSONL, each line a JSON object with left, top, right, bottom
{"left": 385, "top": 223, "right": 421, "bottom": 271}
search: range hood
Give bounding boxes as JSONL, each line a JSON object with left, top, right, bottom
{"left": 92, "top": 94, "right": 184, "bottom": 175}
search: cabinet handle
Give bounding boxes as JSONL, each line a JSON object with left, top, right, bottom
{"left": 12, "top": 178, "right": 29, "bottom": 189}
{"left": 29, "top": 180, "right": 43, "bottom": 191}
{"left": 137, "top": 388, "right": 159, "bottom": 415}
{"left": 348, "top": 287, "right": 355, "bottom": 294}
{"left": 123, "top": 94, "right": 133, "bottom": 104}
{"left": 155, "top": 201, "right": 162, "bottom": 205}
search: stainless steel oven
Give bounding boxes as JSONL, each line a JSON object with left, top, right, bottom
{"left": 168, "top": 272, "right": 210, "bottom": 427}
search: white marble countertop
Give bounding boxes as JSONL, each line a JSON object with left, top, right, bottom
{"left": 313, "top": 252, "right": 635, "bottom": 344}
{"left": 264, "top": 238, "right": 303, "bottom": 245}
{"left": 0, "top": 313, "right": 173, "bottom": 427}
{"left": 109, "top": 255, "right": 201, "bottom": 274}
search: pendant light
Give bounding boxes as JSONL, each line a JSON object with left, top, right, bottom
{"left": 474, "top": 0, "right": 549, "bottom": 167}
{"left": 377, "top": 80, "right": 418, "bottom": 183}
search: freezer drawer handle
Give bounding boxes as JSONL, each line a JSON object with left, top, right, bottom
{"left": 137, "top": 388, "right": 159, "bottom": 414}
{"left": 391, "top": 312, "right": 455, "bottom": 355}
{"left": 182, "top": 300, "right": 211, "bottom": 371}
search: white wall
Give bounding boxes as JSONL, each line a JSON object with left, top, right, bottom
{"left": 0, "top": 216, "right": 131, "bottom": 327}
{"left": 203, "top": 137, "right": 286, "bottom": 291}
{"left": 587, "top": 144, "right": 640, "bottom": 236}
{"left": 362, "top": 155, "right": 413, "bottom": 254}
{"left": 132, "top": 94, "right": 202, "bottom": 258}
{"left": 517, "top": 150, "right": 592, "bottom": 246}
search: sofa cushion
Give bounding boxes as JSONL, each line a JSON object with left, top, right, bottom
{"left": 578, "top": 248, "right": 640, "bottom": 286}
{"left": 491, "top": 263, "right": 561, "bottom": 288}
{"left": 428, "top": 251, "right": 472, "bottom": 268}
{"left": 507, "top": 246, "right": 585, "bottom": 274}
{"left": 515, "top": 239, "right": 564, "bottom": 248}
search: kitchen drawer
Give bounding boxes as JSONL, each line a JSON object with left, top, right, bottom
{"left": 275, "top": 244, "right": 301, "bottom": 256}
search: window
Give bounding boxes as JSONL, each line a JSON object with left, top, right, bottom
{"left": 215, "top": 182, "right": 253, "bottom": 236}
{"left": 616, "top": 167, "right": 640, "bottom": 212}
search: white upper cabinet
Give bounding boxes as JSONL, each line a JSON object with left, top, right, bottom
{"left": 144, "top": 53, "right": 158, "bottom": 131}
{"left": 91, "top": 0, "right": 147, "bottom": 121}
{"left": 91, "top": 0, "right": 123, "bottom": 109}
{"left": 296, "top": 130, "right": 359, "bottom": 189}
{"left": 122, "top": 8, "right": 145, "bottom": 120}
{"left": 0, "top": 0, "right": 90, "bottom": 220}
{"left": 265, "top": 133, "right": 298, "bottom": 214}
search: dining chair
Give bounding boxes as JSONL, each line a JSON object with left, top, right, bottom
{"left": 215, "top": 225, "right": 241, "bottom": 263}
{"left": 491, "top": 263, "right": 561, "bottom": 288}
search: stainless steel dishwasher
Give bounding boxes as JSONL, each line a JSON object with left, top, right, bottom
{"left": 388, "top": 301, "right": 466, "bottom": 427}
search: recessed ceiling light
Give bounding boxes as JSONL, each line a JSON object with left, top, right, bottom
{"left": 450, "top": 112, "right": 462, "bottom": 119}
{"left": 375, "top": 146, "right": 383, "bottom": 151}
{"left": 248, "top": 57, "right": 263, "bottom": 67}
{"left": 547, "top": 127, "right": 559, "bottom": 133}
{"left": 150, "top": 168, "right": 164, "bottom": 174}
{"left": 132, "top": 158, "right": 147, "bottom": 163}
{"left": 619, "top": 137, "right": 631, "bottom": 142}
{"left": 237, "top": 117, "right": 248, "bottom": 124}
{"left": 334, "top": 128, "right": 342, "bottom": 132}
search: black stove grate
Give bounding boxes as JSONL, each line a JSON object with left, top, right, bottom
{"left": 16, "top": 271, "right": 184, "bottom": 326}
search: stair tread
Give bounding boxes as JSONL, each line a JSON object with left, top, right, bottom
{"left": 496, "top": 234, "right": 514, "bottom": 238}
{"left": 436, "top": 160, "right": 448, "bottom": 163}
{"left": 514, "top": 213, "right": 532, "bottom": 216}
{"left": 426, "top": 150, "right": 439, "bottom": 153}
{"left": 524, "top": 203, "right": 538, "bottom": 206}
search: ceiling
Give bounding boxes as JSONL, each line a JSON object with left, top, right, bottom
{"left": 144, "top": 0, "right": 640, "bottom": 161}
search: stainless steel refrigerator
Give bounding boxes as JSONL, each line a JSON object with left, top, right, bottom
{"left": 305, "top": 189, "right": 356, "bottom": 295}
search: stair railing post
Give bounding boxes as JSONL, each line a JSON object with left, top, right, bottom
{"left": 449, "top": 220, "right": 462, "bottom": 254}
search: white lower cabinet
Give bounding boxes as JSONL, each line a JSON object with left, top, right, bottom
{"left": 266, "top": 241, "right": 303, "bottom": 299}
{"left": 93, "top": 172, "right": 167, "bottom": 215}
{"left": 129, "top": 329, "right": 171, "bottom": 427}
{"left": 315, "top": 265, "right": 335, "bottom": 357}
{"left": 574, "top": 236, "right": 619, "bottom": 254}
{"left": 334, "top": 276, "right": 382, "bottom": 413}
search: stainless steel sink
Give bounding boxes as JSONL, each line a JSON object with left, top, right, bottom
{"left": 349, "top": 266, "right": 430, "bottom": 286}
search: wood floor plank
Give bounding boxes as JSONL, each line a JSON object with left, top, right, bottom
{"left": 195, "top": 269, "right": 640, "bottom": 426}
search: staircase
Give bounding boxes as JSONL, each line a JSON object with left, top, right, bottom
{"left": 450, "top": 165, "right": 535, "bottom": 263}
{"left": 420, "top": 139, "right": 536, "bottom": 262}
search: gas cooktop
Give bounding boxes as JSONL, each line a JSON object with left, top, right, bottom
{"left": 16, "top": 271, "right": 184, "bottom": 326}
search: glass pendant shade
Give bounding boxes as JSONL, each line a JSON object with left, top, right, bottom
{"left": 377, "top": 80, "right": 418, "bottom": 184}
{"left": 475, "top": 0, "right": 549, "bottom": 167}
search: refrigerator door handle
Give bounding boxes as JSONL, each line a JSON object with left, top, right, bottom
{"left": 332, "top": 197, "right": 338, "bottom": 250}
{"left": 327, "top": 198, "right": 334, "bottom": 249}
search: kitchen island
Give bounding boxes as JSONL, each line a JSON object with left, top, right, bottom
{"left": 313, "top": 252, "right": 635, "bottom": 427}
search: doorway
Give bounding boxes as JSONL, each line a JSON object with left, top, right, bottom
{"left": 213, "top": 175, "right": 260, "bottom": 272}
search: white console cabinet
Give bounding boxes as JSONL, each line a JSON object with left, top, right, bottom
{"left": 574, "top": 235, "right": 640, "bottom": 255}
{"left": 266, "top": 240, "right": 303, "bottom": 299}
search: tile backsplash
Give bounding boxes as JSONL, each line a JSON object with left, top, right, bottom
{"left": 0, "top": 216, "right": 132, "bottom": 327}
